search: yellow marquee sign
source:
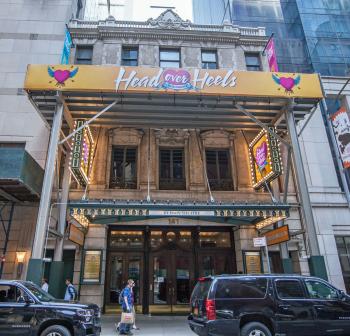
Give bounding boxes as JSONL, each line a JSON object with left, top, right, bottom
{"left": 249, "top": 127, "right": 283, "bottom": 189}
{"left": 24, "top": 65, "right": 324, "bottom": 99}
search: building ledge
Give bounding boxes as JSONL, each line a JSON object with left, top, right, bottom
{"left": 0, "top": 148, "right": 44, "bottom": 202}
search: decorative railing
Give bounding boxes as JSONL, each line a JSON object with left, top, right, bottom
{"left": 69, "top": 18, "right": 266, "bottom": 37}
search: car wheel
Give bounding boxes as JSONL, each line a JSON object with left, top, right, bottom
{"left": 40, "top": 325, "right": 71, "bottom": 336}
{"left": 240, "top": 322, "right": 272, "bottom": 336}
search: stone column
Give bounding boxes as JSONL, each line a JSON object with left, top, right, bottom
{"left": 188, "top": 130, "right": 205, "bottom": 191}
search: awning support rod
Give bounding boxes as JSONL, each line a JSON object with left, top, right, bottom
{"left": 235, "top": 103, "right": 291, "bottom": 149}
{"left": 58, "top": 99, "right": 119, "bottom": 145}
{"left": 283, "top": 146, "right": 292, "bottom": 204}
{"left": 297, "top": 105, "right": 318, "bottom": 137}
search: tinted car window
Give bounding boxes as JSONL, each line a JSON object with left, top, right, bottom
{"left": 0, "top": 285, "right": 25, "bottom": 303}
{"left": 275, "top": 280, "right": 305, "bottom": 299}
{"left": 215, "top": 278, "right": 267, "bottom": 299}
{"left": 23, "top": 282, "right": 54, "bottom": 302}
{"left": 305, "top": 280, "right": 339, "bottom": 300}
{"left": 191, "top": 279, "right": 212, "bottom": 301}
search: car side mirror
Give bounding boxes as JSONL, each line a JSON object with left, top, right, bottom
{"left": 340, "top": 290, "right": 347, "bottom": 301}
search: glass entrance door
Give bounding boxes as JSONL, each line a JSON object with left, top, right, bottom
{"left": 150, "top": 251, "right": 193, "bottom": 313}
{"left": 106, "top": 252, "right": 143, "bottom": 313}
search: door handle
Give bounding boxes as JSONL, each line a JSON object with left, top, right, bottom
{"left": 279, "top": 305, "right": 291, "bottom": 310}
{"left": 314, "top": 305, "right": 324, "bottom": 310}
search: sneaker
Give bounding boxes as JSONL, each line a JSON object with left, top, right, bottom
{"left": 132, "top": 326, "right": 140, "bottom": 330}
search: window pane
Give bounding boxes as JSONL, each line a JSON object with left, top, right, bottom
{"left": 122, "top": 60, "right": 138, "bottom": 66}
{"left": 172, "top": 149, "right": 183, "bottom": 179}
{"left": 150, "top": 231, "right": 163, "bottom": 249}
{"left": 153, "top": 256, "right": 168, "bottom": 304}
{"left": 160, "top": 150, "right": 171, "bottom": 179}
{"left": 218, "top": 150, "right": 230, "bottom": 179}
{"left": 160, "top": 61, "right": 180, "bottom": 68}
{"left": 110, "top": 231, "right": 143, "bottom": 248}
{"left": 245, "top": 54, "right": 260, "bottom": 66}
{"left": 0, "top": 285, "right": 23, "bottom": 303}
{"left": 122, "top": 48, "right": 138, "bottom": 60}
{"left": 305, "top": 280, "right": 339, "bottom": 300}
{"left": 159, "top": 149, "right": 185, "bottom": 190}
{"left": 199, "top": 232, "right": 231, "bottom": 248}
{"left": 215, "top": 279, "right": 267, "bottom": 299}
{"left": 202, "top": 62, "right": 217, "bottom": 69}
{"left": 110, "top": 147, "right": 137, "bottom": 189}
{"left": 206, "top": 150, "right": 218, "bottom": 179}
{"left": 275, "top": 280, "right": 305, "bottom": 299}
{"left": 160, "top": 49, "right": 180, "bottom": 61}
{"left": 76, "top": 46, "right": 93, "bottom": 64}
{"left": 202, "top": 51, "right": 216, "bottom": 62}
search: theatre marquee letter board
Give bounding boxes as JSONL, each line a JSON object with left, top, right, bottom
{"left": 82, "top": 250, "right": 102, "bottom": 284}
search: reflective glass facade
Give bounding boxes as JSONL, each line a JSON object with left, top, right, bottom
{"left": 193, "top": 0, "right": 350, "bottom": 76}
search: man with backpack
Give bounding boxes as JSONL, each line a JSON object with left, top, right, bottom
{"left": 118, "top": 279, "right": 134, "bottom": 335}
{"left": 64, "top": 278, "right": 77, "bottom": 301}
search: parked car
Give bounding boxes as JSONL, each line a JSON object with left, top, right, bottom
{"left": 188, "top": 274, "right": 350, "bottom": 336}
{"left": 0, "top": 280, "right": 101, "bottom": 336}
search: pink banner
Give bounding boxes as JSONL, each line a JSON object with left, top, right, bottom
{"left": 266, "top": 38, "right": 279, "bottom": 72}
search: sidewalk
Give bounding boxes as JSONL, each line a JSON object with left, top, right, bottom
{"left": 101, "top": 314, "right": 194, "bottom": 336}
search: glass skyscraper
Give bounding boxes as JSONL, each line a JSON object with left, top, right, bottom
{"left": 193, "top": 0, "right": 350, "bottom": 76}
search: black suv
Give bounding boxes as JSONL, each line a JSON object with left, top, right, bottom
{"left": 188, "top": 274, "right": 350, "bottom": 336}
{"left": 0, "top": 280, "right": 101, "bottom": 336}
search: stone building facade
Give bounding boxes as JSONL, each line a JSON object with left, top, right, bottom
{"left": 53, "top": 10, "right": 313, "bottom": 312}
{"left": 0, "top": 0, "right": 82, "bottom": 283}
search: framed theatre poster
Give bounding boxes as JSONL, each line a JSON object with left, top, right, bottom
{"left": 243, "top": 251, "right": 263, "bottom": 274}
{"left": 81, "top": 250, "right": 102, "bottom": 284}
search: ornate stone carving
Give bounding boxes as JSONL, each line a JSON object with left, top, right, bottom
{"left": 155, "top": 128, "right": 190, "bottom": 145}
{"left": 147, "top": 9, "right": 191, "bottom": 30}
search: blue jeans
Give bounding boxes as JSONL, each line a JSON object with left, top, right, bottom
{"left": 119, "top": 307, "right": 131, "bottom": 334}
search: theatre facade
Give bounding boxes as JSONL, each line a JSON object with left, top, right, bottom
{"left": 24, "top": 10, "right": 327, "bottom": 314}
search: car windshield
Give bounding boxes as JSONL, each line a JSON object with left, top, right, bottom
{"left": 23, "top": 282, "right": 55, "bottom": 302}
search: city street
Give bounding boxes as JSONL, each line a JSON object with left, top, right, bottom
{"left": 100, "top": 315, "right": 193, "bottom": 336}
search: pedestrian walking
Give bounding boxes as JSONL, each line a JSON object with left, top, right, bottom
{"left": 119, "top": 279, "right": 134, "bottom": 335}
{"left": 131, "top": 281, "right": 140, "bottom": 331}
{"left": 64, "top": 278, "right": 77, "bottom": 301}
{"left": 41, "top": 278, "right": 49, "bottom": 293}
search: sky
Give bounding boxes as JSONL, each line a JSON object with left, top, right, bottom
{"left": 84, "top": 0, "right": 193, "bottom": 22}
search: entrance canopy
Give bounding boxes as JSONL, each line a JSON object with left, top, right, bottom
{"left": 23, "top": 65, "right": 324, "bottom": 231}
{"left": 69, "top": 200, "right": 290, "bottom": 230}
{"left": 24, "top": 65, "right": 323, "bottom": 131}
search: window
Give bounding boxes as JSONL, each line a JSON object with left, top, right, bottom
{"left": 160, "top": 49, "right": 180, "bottom": 68}
{"left": 205, "top": 150, "right": 233, "bottom": 191}
{"left": 0, "top": 285, "right": 26, "bottom": 303}
{"left": 215, "top": 278, "right": 268, "bottom": 299}
{"left": 110, "top": 231, "right": 143, "bottom": 248}
{"left": 202, "top": 50, "right": 217, "bottom": 69}
{"left": 110, "top": 147, "right": 137, "bottom": 189}
{"left": 159, "top": 149, "right": 185, "bottom": 190}
{"left": 75, "top": 46, "right": 93, "bottom": 64}
{"left": 275, "top": 280, "right": 305, "bottom": 299}
{"left": 336, "top": 236, "right": 350, "bottom": 292}
{"left": 121, "top": 47, "right": 138, "bottom": 66}
{"left": 305, "top": 280, "right": 338, "bottom": 300}
{"left": 199, "top": 232, "right": 231, "bottom": 248}
{"left": 245, "top": 53, "right": 261, "bottom": 71}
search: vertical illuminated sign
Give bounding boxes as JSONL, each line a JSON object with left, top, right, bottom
{"left": 70, "top": 120, "right": 94, "bottom": 186}
{"left": 249, "top": 127, "right": 283, "bottom": 189}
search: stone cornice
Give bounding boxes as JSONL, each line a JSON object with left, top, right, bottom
{"left": 69, "top": 14, "right": 267, "bottom": 46}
